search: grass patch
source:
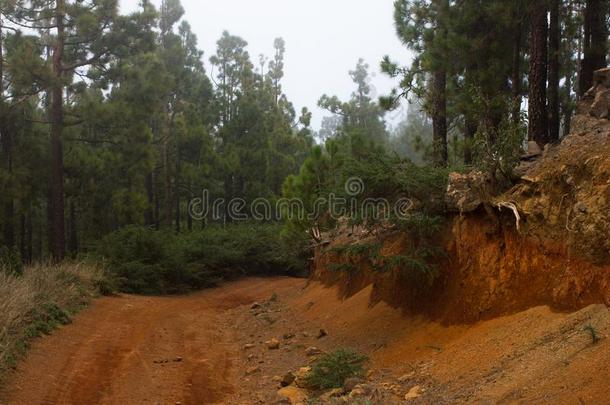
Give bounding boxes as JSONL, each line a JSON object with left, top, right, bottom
{"left": 306, "top": 349, "right": 368, "bottom": 390}
{"left": 0, "top": 262, "right": 110, "bottom": 383}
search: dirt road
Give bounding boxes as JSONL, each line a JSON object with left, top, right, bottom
{"left": 4, "top": 276, "right": 610, "bottom": 404}
{"left": 2, "top": 277, "right": 303, "bottom": 405}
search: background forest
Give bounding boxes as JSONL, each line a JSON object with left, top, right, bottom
{"left": 0, "top": 0, "right": 608, "bottom": 293}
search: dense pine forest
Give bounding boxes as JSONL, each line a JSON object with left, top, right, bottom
{"left": 1, "top": 0, "right": 610, "bottom": 402}
{"left": 0, "top": 0, "right": 608, "bottom": 291}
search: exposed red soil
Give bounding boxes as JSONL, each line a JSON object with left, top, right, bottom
{"left": 2, "top": 276, "right": 610, "bottom": 404}
{"left": 313, "top": 214, "right": 610, "bottom": 325}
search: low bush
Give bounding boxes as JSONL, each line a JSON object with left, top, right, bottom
{"left": 306, "top": 349, "right": 368, "bottom": 390}
{"left": 97, "top": 223, "right": 308, "bottom": 295}
{"left": 0, "top": 262, "right": 110, "bottom": 381}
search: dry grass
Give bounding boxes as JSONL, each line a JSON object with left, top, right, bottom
{"left": 0, "top": 262, "right": 109, "bottom": 380}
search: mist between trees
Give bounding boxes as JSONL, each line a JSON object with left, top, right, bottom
{"left": 0, "top": 0, "right": 607, "bottom": 290}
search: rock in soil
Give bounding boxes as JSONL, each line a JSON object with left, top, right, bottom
{"left": 305, "top": 346, "right": 323, "bottom": 357}
{"left": 280, "top": 372, "right": 296, "bottom": 387}
{"left": 404, "top": 385, "right": 423, "bottom": 400}
{"left": 245, "top": 366, "right": 261, "bottom": 375}
{"left": 344, "top": 376, "right": 365, "bottom": 392}
{"left": 266, "top": 338, "right": 280, "bottom": 350}
{"left": 277, "top": 386, "right": 308, "bottom": 404}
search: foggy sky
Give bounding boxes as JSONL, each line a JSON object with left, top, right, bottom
{"left": 120, "top": 0, "right": 412, "bottom": 130}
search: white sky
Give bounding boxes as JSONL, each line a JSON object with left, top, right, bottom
{"left": 120, "top": 0, "right": 412, "bottom": 130}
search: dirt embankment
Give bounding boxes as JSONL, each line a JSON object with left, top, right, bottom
{"left": 313, "top": 69, "right": 610, "bottom": 325}
{"left": 313, "top": 215, "right": 610, "bottom": 324}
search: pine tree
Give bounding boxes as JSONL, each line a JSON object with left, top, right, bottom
{"left": 528, "top": 0, "right": 549, "bottom": 146}
{"left": 579, "top": 0, "right": 609, "bottom": 95}
{"left": 548, "top": 0, "right": 561, "bottom": 142}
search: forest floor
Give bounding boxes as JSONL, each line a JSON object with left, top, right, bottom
{"left": 2, "top": 277, "right": 610, "bottom": 404}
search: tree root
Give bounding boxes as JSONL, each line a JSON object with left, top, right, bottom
{"left": 496, "top": 202, "right": 522, "bottom": 232}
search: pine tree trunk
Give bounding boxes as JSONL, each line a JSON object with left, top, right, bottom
{"left": 26, "top": 212, "right": 33, "bottom": 263}
{"left": 145, "top": 172, "right": 155, "bottom": 226}
{"left": 163, "top": 141, "right": 172, "bottom": 227}
{"left": 175, "top": 193, "right": 180, "bottom": 233}
{"left": 68, "top": 200, "right": 77, "bottom": 255}
{"left": 430, "top": 0, "right": 449, "bottom": 167}
{"left": 528, "top": 1, "right": 549, "bottom": 146}
{"left": 511, "top": 16, "right": 522, "bottom": 125}
{"left": 580, "top": 0, "right": 609, "bottom": 95}
{"left": 187, "top": 195, "right": 193, "bottom": 231}
{"left": 163, "top": 112, "right": 176, "bottom": 229}
{"left": 0, "top": 16, "right": 15, "bottom": 248}
{"left": 432, "top": 68, "right": 448, "bottom": 167}
{"left": 463, "top": 115, "right": 477, "bottom": 165}
{"left": 50, "top": 0, "right": 66, "bottom": 261}
{"left": 154, "top": 168, "right": 161, "bottom": 231}
{"left": 175, "top": 131, "right": 181, "bottom": 234}
{"left": 1, "top": 132, "right": 14, "bottom": 247}
{"left": 548, "top": 0, "right": 560, "bottom": 142}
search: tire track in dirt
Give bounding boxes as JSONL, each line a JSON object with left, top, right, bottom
{"left": 1, "top": 277, "right": 302, "bottom": 405}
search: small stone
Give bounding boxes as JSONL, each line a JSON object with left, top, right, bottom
{"left": 305, "top": 347, "right": 323, "bottom": 357}
{"left": 251, "top": 302, "right": 262, "bottom": 310}
{"left": 294, "top": 367, "right": 312, "bottom": 388}
{"left": 173, "top": 357, "right": 183, "bottom": 363}
{"left": 295, "top": 366, "right": 311, "bottom": 378}
{"left": 246, "top": 366, "right": 261, "bottom": 375}
{"left": 317, "top": 329, "right": 328, "bottom": 339}
{"left": 405, "top": 385, "right": 422, "bottom": 400}
{"left": 283, "top": 333, "right": 295, "bottom": 340}
{"left": 243, "top": 343, "right": 256, "bottom": 350}
{"left": 349, "top": 384, "right": 372, "bottom": 398}
{"left": 319, "top": 388, "right": 344, "bottom": 401}
{"left": 277, "top": 386, "right": 308, "bottom": 404}
{"left": 343, "top": 377, "right": 365, "bottom": 392}
{"left": 272, "top": 375, "right": 283, "bottom": 383}
{"left": 280, "top": 372, "right": 296, "bottom": 387}
{"left": 398, "top": 372, "right": 415, "bottom": 382}
{"left": 349, "top": 388, "right": 366, "bottom": 398}
{"left": 266, "top": 338, "right": 280, "bottom": 350}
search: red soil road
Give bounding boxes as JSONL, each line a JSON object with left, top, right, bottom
{"left": 5, "top": 276, "right": 610, "bottom": 404}
{"left": 1, "top": 277, "right": 303, "bottom": 405}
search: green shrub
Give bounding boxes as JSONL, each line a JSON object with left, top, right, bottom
{"left": 327, "top": 263, "right": 359, "bottom": 273}
{"left": 0, "top": 246, "right": 23, "bottom": 276}
{"left": 97, "top": 223, "right": 308, "bottom": 295}
{"left": 306, "top": 349, "right": 368, "bottom": 390}
{"left": 328, "top": 243, "right": 381, "bottom": 259}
